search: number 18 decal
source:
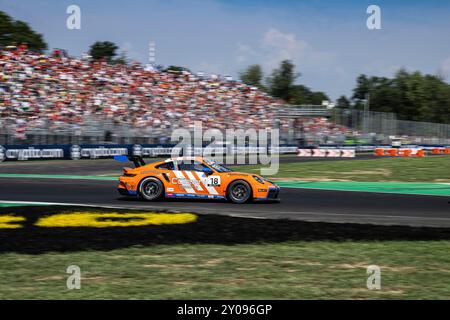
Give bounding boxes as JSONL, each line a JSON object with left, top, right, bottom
{"left": 207, "top": 176, "right": 221, "bottom": 186}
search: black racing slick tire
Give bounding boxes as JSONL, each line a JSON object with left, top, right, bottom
{"left": 139, "top": 177, "right": 164, "bottom": 201}
{"left": 227, "top": 180, "right": 252, "bottom": 204}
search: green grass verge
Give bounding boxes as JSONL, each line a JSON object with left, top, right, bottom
{"left": 1, "top": 156, "right": 448, "bottom": 183}
{"left": 238, "top": 156, "right": 450, "bottom": 182}
{"left": 1, "top": 241, "right": 449, "bottom": 299}
{"left": 0, "top": 203, "right": 45, "bottom": 208}
{"left": 275, "top": 181, "right": 450, "bottom": 196}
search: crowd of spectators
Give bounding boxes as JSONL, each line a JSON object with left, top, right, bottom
{"left": 294, "top": 117, "right": 351, "bottom": 144}
{"left": 0, "top": 46, "right": 350, "bottom": 143}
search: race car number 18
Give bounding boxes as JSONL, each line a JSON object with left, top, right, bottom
{"left": 208, "top": 176, "right": 221, "bottom": 186}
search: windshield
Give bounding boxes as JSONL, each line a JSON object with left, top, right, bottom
{"left": 205, "top": 159, "right": 232, "bottom": 173}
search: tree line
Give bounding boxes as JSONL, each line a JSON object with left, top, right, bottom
{"left": 343, "top": 71, "right": 450, "bottom": 124}
{"left": 240, "top": 61, "right": 450, "bottom": 124}
{"left": 0, "top": 11, "right": 47, "bottom": 52}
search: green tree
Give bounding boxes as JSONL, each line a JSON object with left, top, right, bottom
{"left": 0, "top": 11, "right": 13, "bottom": 45}
{"left": 267, "top": 60, "right": 299, "bottom": 102}
{"left": 350, "top": 69, "right": 450, "bottom": 124}
{"left": 113, "top": 51, "right": 128, "bottom": 65}
{"left": 239, "top": 64, "right": 265, "bottom": 90}
{"left": 352, "top": 74, "right": 371, "bottom": 103}
{"left": 310, "top": 91, "right": 329, "bottom": 105}
{"left": 0, "top": 11, "right": 47, "bottom": 52}
{"left": 336, "top": 95, "right": 351, "bottom": 108}
{"left": 89, "top": 41, "right": 119, "bottom": 63}
{"left": 290, "top": 85, "right": 313, "bottom": 105}
{"left": 290, "top": 84, "right": 329, "bottom": 105}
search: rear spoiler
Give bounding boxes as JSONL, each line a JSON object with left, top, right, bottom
{"left": 114, "top": 155, "right": 146, "bottom": 168}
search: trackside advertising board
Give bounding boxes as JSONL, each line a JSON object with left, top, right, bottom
{"left": 0, "top": 144, "right": 299, "bottom": 161}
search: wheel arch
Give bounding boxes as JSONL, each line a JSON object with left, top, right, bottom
{"left": 226, "top": 178, "right": 254, "bottom": 200}
{"left": 138, "top": 175, "right": 166, "bottom": 197}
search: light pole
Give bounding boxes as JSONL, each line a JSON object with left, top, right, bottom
{"left": 363, "top": 93, "right": 370, "bottom": 135}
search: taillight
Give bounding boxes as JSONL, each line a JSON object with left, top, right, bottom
{"left": 123, "top": 173, "right": 137, "bottom": 177}
{"left": 123, "top": 168, "right": 136, "bottom": 177}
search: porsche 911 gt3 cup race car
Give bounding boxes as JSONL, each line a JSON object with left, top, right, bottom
{"left": 116, "top": 156, "right": 280, "bottom": 203}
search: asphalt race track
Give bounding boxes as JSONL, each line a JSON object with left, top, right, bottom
{"left": 1, "top": 177, "right": 449, "bottom": 228}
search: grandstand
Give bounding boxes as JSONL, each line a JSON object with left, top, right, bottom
{"left": 1, "top": 47, "right": 449, "bottom": 146}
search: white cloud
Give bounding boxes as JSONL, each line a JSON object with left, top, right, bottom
{"left": 236, "top": 28, "right": 335, "bottom": 72}
{"left": 260, "top": 28, "right": 309, "bottom": 69}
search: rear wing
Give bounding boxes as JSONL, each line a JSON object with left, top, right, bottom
{"left": 114, "top": 155, "right": 146, "bottom": 168}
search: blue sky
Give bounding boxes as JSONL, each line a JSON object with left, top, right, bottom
{"left": 1, "top": 0, "right": 450, "bottom": 99}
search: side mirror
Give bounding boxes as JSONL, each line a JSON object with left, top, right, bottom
{"left": 202, "top": 167, "right": 214, "bottom": 175}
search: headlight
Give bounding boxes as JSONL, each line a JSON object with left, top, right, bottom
{"left": 252, "top": 175, "right": 264, "bottom": 184}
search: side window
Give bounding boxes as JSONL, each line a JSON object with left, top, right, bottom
{"left": 178, "top": 161, "right": 207, "bottom": 172}
{"left": 156, "top": 161, "right": 174, "bottom": 170}
{"left": 193, "top": 161, "right": 207, "bottom": 172}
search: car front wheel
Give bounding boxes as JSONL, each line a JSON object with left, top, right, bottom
{"left": 227, "top": 180, "right": 252, "bottom": 204}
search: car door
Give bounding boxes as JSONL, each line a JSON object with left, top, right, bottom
{"left": 155, "top": 161, "right": 182, "bottom": 195}
{"left": 175, "top": 160, "right": 220, "bottom": 197}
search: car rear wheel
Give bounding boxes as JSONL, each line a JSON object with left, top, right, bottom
{"left": 228, "top": 180, "right": 252, "bottom": 204}
{"left": 139, "top": 177, "right": 163, "bottom": 201}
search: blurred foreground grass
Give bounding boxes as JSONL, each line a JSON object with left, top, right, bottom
{"left": 1, "top": 241, "right": 449, "bottom": 299}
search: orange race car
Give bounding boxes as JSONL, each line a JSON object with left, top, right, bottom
{"left": 116, "top": 156, "right": 280, "bottom": 203}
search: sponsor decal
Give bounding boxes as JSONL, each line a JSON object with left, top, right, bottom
{"left": 166, "top": 193, "right": 225, "bottom": 199}
{"left": 269, "top": 146, "right": 298, "bottom": 154}
{"left": 170, "top": 172, "right": 217, "bottom": 190}
{"left": 4, "top": 147, "right": 65, "bottom": 160}
{"left": 140, "top": 146, "right": 173, "bottom": 157}
{"left": 80, "top": 147, "right": 128, "bottom": 159}
{"left": 0, "top": 143, "right": 297, "bottom": 162}
{"left": 141, "top": 170, "right": 159, "bottom": 175}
